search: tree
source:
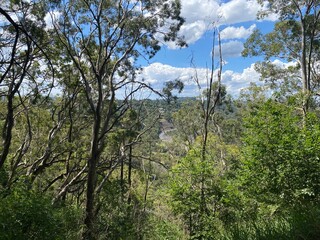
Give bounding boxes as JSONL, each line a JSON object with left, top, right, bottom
{"left": 243, "top": 0, "right": 320, "bottom": 115}
{"left": 168, "top": 29, "right": 233, "bottom": 239}
{"left": 240, "top": 99, "right": 320, "bottom": 210}
{"left": 193, "top": 29, "right": 223, "bottom": 238}
{"left": 170, "top": 135, "right": 235, "bottom": 238}
{"left": 0, "top": 0, "right": 55, "bottom": 183}
{"left": 172, "top": 100, "right": 203, "bottom": 149}
{"left": 0, "top": 182, "right": 81, "bottom": 240}
{"left": 49, "top": 0, "right": 185, "bottom": 238}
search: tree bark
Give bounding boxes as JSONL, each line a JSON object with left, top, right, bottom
{"left": 83, "top": 118, "right": 101, "bottom": 240}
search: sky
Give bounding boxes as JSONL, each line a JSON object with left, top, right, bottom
{"left": 135, "top": 0, "right": 280, "bottom": 98}
{"left": 1, "top": 0, "right": 281, "bottom": 99}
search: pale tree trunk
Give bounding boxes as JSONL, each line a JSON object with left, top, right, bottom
{"left": 300, "top": 17, "right": 310, "bottom": 117}
{"left": 197, "top": 29, "right": 222, "bottom": 239}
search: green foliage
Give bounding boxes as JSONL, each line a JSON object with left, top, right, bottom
{"left": 0, "top": 184, "right": 81, "bottom": 240}
{"left": 168, "top": 135, "right": 240, "bottom": 238}
{"left": 220, "top": 205, "right": 320, "bottom": 240}
{"left": 172, "top": 100, "right": 202, "bottom": 147}
{"left": 242, "top": 19, "right": 303, "bottom": 61}
{"left": 96, "top": 173, "right": 186, "bottom": 240}
{"left": 97, "top": 180, "right": 143, "bottom": 239}
{"left": 145, "top": 216, "right": 186, "bottom": 240}
{"left": 257, "top": 0, "right": 319, "bottom": 21}
{"left": 3, "top": 3, "right": 320, "bottom": 239}
{"left": 242, "top": 0, "right": 320, "bottom": 110}
{"left": 241, "top": 99, "right": 320, "bottom": 208}
{"left": 0, "top": 167, "right": 8, "bottom": 188}
{"left": 162, "top": 79, "right": 185, "bottom": 103}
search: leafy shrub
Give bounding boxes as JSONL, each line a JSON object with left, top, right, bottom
{"left": 0, "top": 184, "right": 81, "bottom": 240}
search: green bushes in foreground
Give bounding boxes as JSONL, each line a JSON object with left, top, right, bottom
{"left": 218, "top": 206, "right": 320, "bottom": 240}
{"left": 0, "top": 185, "right": 81, "bottom": 240}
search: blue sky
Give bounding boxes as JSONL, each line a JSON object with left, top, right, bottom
{"left": 135, "top": 0, "right": 280, "bottom": 98}
{"left": 1, "top": 0, "right": 281, "bottom": 99}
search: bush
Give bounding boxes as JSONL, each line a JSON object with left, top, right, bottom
{"left": 221, "top": 206, "right": 320, "bottom": 240}
{"left": 0, "top": 185, "right": 81, "bottom": 240}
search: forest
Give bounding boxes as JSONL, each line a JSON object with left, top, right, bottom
{"left": 0, "top": 0, "right": 320, "bottom": 239}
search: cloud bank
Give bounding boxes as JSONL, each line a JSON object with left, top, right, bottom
{"left": 220, "top": 24, "right": 256, "bottom": 40}
{"left": 137, "top": 62, "right": 261, "bottom": 97}
{"left": 167, "top": 0, "right": 276, "bottom": 48}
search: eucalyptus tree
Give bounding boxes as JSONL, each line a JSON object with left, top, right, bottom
{"left": 168, "top": 29, "right": 232, "bottom": 239}
{"left": 194, "top": 30, "right": 223, "bottom": 238}
{"left": 49, "top": 0, "right": 185, "bottom": 238}
{"left": 243, "top": 0, "right": 320, "bottom": 115}
{"left": 0, "top": 1, "right": 54, "bottom": 179}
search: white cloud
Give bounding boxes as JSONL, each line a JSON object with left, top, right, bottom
{"left": 220, "top": 24, "right": 256, "bottom": 40}
{"left": 136, "top": 62, "right": 262, "bottom": 97}
{"left": 271, "top": 59, "right": 297, "bottom": 68}
{"left": 121, "top": 59, "right": 299, "bottom": 98}
{"left": 166, "top": 20, "right": 207, "bottom": 49}
{"left": 214, "top": 40, "right": 244, "bottom": 58}
{"left": 0, "top": 11, "right": 19, "bottom": 25}
{"left": 221, "top": 64, "right": 261, "bottom": 96}
{"left": 218, "top": 0, "right": 261, "bottom": 25}
{"left": 44, "top": 11, "right": 61, "bottom": 30}
{"left": 222, "top": 60, "right": 300, "bottom": 96}
{"left": 181, "top": 0, "right": 220, "bottom": 24}
{"left": 165, "top": 0, "right": 219, "bottom": 49}
{"left": 168, "top": 0, "right": 277, "bottom": 49}
{"left": 139, "top": 62, "right": 206, "bottom": 86}
{"left": 169, "top": 0, "right": 219, "bottom": 48}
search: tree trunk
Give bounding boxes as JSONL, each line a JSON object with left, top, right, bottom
{"left": 127, "top": 145, "right": 132, "bottom": 204}
{"left": 83, "top": 119, "right": 101, "bottom": 240}
{"left": 301, "top": 20, "right": 309, "bottom": 117}
{"left": 0, "top": 95, "right": 14, "bottom": 169}
{"left": 83, "top": 155, "right": 98, "bottom": 239}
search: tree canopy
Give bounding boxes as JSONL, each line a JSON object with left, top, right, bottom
{"left": 1, "top": 0, "right": 320, "bottom": 239}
